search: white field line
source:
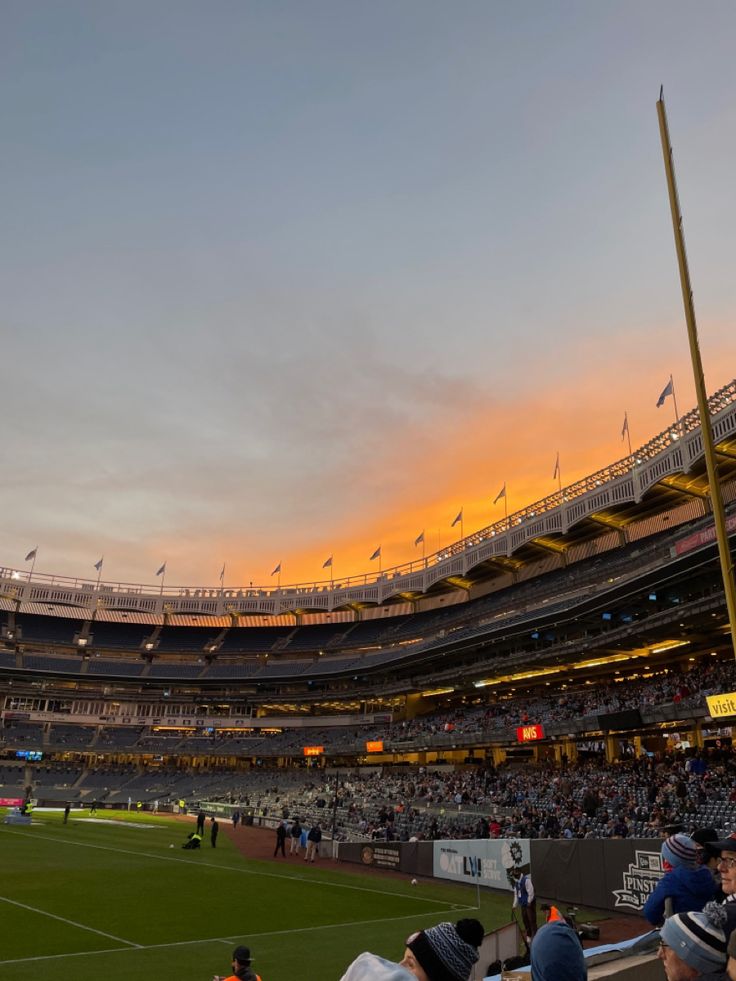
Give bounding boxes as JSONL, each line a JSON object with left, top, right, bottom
{"left": 0, "top": 907, "right": 480, "bottom": 966}
{"left": 0, "top": 895, "right": 140, "bottom": 948}
{"left": 0, "top": 826, "right": 456, "bottom": 907}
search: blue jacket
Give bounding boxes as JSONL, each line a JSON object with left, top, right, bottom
{"left": 643, "top": 865, "right": 716, "bottom": 925}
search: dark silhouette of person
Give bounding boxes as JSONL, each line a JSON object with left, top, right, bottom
{"left": 211, "top": 817, "right": 219, "bottom": 848}
{"left": 274, "top": 820, "right": 287, "bottom": 857}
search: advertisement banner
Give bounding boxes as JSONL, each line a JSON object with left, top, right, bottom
{"left": 675, "top": 514, "right": 736, "bottom": 557}
{"left": 516, "top": 724, "right": 544, "bottom": 742}
{"left": 530, "top": 839, "right": 663, "bottom": 913}
{"left": 433, "top": 838, "right": 530, "bottom": 890}
{"left": 706, "top": 692, "right": 736, "bottom": 719}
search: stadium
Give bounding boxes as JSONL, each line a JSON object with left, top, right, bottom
{"left": 2, "top": 379, "right": 736, "bottom": 979}
{"left": 5, "top": 6, "right": 736, "bottom": 981}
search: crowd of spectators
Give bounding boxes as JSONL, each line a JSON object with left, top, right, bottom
{"left": 3, "top": 656, "right": 731, "bottom": 761}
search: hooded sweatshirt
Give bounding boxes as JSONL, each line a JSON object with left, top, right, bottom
{"left": 339, "top": 952, "right": 415, "bottom": 981}
{"left": 643, "top": 864, "right": 716, "bottom": 926}
{"left": 530, "top": 922, "right": 586, "bottom": 981}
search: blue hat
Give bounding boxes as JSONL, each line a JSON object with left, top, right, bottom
{"left": 661, "top": 904, "right": 727, "bottom": 974}
{"left": 531, "top": 922, "right": 586, "bottom": 981}
{"left": 662, "top": 833, "right": 697, "bottom": 869}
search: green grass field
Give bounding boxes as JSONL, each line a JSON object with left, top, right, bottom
{"left": 0, "top": 810, "right": 518, "bottom": 980}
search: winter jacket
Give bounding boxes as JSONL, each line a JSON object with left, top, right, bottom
{"left": 643, "top": 865, "right": 716, "bottom": 925}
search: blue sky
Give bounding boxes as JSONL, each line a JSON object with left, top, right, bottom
{"left": 2, "top": 1, "right": 735, "bottom": 587}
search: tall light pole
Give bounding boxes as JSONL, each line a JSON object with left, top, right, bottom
{"left": 656, "top": 88, "right": 736, "bottom": 660}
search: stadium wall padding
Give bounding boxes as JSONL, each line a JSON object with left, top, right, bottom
{"left": 337, "top": 838, "right": 663, "bottom": 914}
{"left": 528, "top": 838, "right": 662, "bottom": 914}
{"left": 338, "top": 840, "right": 435, "bottom": 876}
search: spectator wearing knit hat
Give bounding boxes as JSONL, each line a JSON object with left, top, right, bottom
{"left": 401, "top": 919, "right": 484, "bottom": 981}
{"left": 339, "top": 920, "right": 484, "bottom": 981}
{"left": 659, "top": 903, "right": 729, "bottom": 981}
{"left": 530, "top": 920, "right": 586, "bottom": 981}
{"left": 643, "top": 833, "right": 716, "bottom": 927}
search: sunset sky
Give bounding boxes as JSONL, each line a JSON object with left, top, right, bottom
{"left": 2, "top": 1, "right": 736, "bottom": 589}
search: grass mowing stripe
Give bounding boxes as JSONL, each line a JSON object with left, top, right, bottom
{"left": 1, "top": 826, "right": 453, "bottom": 907}
{"left": 0, "top": 906, "right": 479, "bottom": 967}
{"left": 0, "top": 896, "right": 140, "bottom": 948}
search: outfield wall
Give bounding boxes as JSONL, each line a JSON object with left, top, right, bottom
{"left": 337, "top": 837, "right": 663, "bottom": 915}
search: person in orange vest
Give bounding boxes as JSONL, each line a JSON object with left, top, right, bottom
{"left": 545, "top": 906, "right": 567, "bottom": 924}
{"left": 213, "top": 944, "right": 261, "bottom": 981}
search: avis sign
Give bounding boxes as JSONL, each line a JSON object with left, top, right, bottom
{"left": 516, "top": 724, "right": 544, "bottom": 742}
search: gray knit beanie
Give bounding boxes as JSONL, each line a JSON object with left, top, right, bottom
{"left": 660, "top": 903, "right": 728, "bottom": 974}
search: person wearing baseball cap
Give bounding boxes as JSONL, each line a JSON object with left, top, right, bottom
{"left": 213, "top": 944, "right": 261, "bottom": 981}
{"left": 643, "top": 834, "right": 716, "bottom": 926}
{"left": 691, "top": 828, "right": 726, "bottom": 904}
{"left": 703, "top": 833, "right": 736, "bottom": 904}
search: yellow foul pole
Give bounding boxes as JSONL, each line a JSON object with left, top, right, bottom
{"left": 656, "top": 88, "right": 736, "bottom": 660}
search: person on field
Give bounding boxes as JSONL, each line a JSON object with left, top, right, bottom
{"left": 211, "top": 817, "right": 219, "bottom": 848}
{"left": 643, "top": 834, "right": 716, "bottom": 925}
{"left": 63, "top": 803, "right": 70, "bottom": 824}
{"left": 182, "top": 831, "right": 202, "bottom": 849}
{"left": 290, "top": 817, "right": 302, "bottom": 855}
{"left": 274, "top": 820, "right": 287, "bottom": 858}
{"left": 213, "top": 944, "right": 261, "bottom": 981}
{"left": 305, "top": 822, "right": 322, "bottom": 862}
{"left": 513, "top": 868, "right": 538, "bottom": 941}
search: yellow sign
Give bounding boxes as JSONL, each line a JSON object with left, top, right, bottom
{"left": 706, "top": 692, "right": 736, "bottom": 718}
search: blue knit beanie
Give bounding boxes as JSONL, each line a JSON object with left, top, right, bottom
{"left": 662, "top": 833, "right": 697, "bottom": 869}
{"left": 660, "top": 903, "right": 728, "bottom": 974}
{"left": 530, "top": 922, "right": 586, "bottom": 981}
